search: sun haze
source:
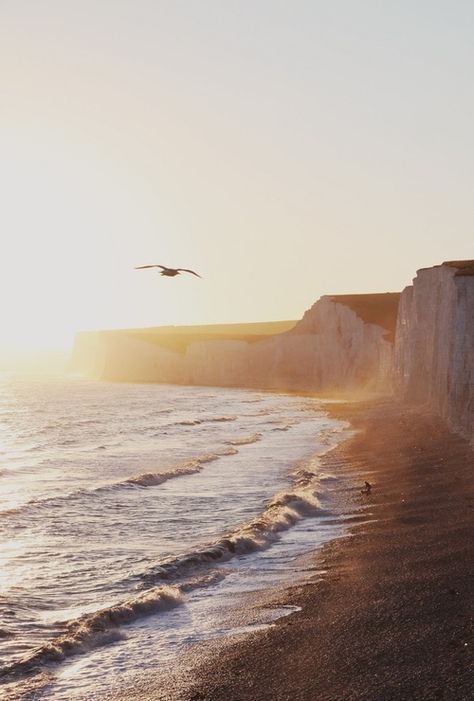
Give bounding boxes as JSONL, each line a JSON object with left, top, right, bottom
{"left": 1, "top": 1, "right": 473, "bottom": 358}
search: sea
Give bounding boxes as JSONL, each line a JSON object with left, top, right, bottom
{"left": 0, "top": 373, "right": 351, "bottom": 700}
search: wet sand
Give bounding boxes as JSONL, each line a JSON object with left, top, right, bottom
{"left": 126, "top": 399, "right": 473, "bottom": 701}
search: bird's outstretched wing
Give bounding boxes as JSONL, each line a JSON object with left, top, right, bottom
{"left": 177, "top": 268, "right": 202, "bottom": 278}
{"left": 134, "top": 265, "right": 167, "bottom": 270}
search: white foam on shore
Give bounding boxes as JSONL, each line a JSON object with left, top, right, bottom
{"left": 0, "top": 378, "right": 352, "bottom": 701}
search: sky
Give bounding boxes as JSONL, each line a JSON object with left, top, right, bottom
{"left": 1, "top": 0, "right": 473, "bottom": 354}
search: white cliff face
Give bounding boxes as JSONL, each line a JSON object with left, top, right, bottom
{"left": 287, "top": 296, "right": 394, "bottom": 391}
{"left": 247, "top": 335, "right": 322, "bottom": 390}
{"left": 70, "top": 332, "right": 186, "bottom": 383}
{"left": 70, "top": 270, "right": 472, "bottom": 439}
{"left": 186, "top": 340, "right": 250, "bottom": 387}
{"left": 70, "top": 295, "right": 395, "bottom": 394}
{"left": 394, "top": 263, "right": 474, "bottom": 442}
{"left": 101, "top": 335, "right": 186, "bottom": 384}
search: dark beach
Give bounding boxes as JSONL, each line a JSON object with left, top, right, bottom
{"left": 119, "top": 400, "right": 474, "bottom": 701}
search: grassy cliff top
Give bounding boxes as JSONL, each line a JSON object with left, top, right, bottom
{"left": 121, "top": 320, "right": 297, "bottom": 354}
{"left": 443, "top": 260, "right": 474, "bottom": 276}
{"left": 328, "top": 292, "right": 401, "bottom": 341}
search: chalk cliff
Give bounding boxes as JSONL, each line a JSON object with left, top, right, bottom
{"left": 394, "top": 261, "right": 474, "bottom": 442}
{"left": 70, "top": 263, "right": 473, "bottom": 441}
{"left": 70, "top": 331, "right": 186, "bottom": 383}
{"left": 70, "top": 294, "right": 399, "bottom": 394}
{"left": 285, "top": 294, "right": 398, "bottom": 391}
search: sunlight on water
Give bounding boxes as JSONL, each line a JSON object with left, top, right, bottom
{"left": 0, "top": 373, "right": 350, "bottom": 699}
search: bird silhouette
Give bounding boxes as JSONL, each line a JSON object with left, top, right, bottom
{"left": 135, "top": 265, "right": 201, "bottom": 278}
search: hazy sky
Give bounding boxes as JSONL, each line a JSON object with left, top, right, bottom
{"left": 1, "top": 1, "right": 473, "bottom": 351}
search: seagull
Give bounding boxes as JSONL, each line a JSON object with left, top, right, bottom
{"left": 134, "top": 265, "right": 201, "bottom": 278}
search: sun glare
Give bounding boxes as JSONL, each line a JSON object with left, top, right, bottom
{"left": 0, "top": 120, "right": 177, "bottom": 357}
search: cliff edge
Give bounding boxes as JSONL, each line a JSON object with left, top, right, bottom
{"left": 69, "top": 261, "right": 473, "bottom": 441}
{"left": 394, "top": 260, "right": 474, "bottom": 442}
{"left": 70, "top": 295, "right": 399, "bottom": 394}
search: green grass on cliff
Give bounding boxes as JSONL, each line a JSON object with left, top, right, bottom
{"left": 124, "top": 320, "right": 297, "bottom": 354}
{"left": 328, "top": 293, "right": 401, "bottom": 342}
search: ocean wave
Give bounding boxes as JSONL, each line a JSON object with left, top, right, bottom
{"left": 319, "top": 472, "right": 338, "bottom": 482}
{"left": 197, "top": 452, "right": 224, "bottom": 463}
{"left": 204, "top": 415, "right": 236, "bottom": 423}
{"left": 0, "top": 586, "right": 182, "bottom": 679}
{"left": 290, "top": 466, "right": 319, "bottom": 485}
{"left": 0, "top": 449, "right": 239, "bottom": 518}
{"left": 225, "top": 433, "right": 262, "bottom": 446}
{"left": 156, "top": 415, "right": 237, "bottom": 432}
{"left": 114, "top": 448, "right": 237, "bottom": 489}
{"left": 122, "top": 461, "right": 202, "bottom": 487}
{"left": 215, "top": 446, "right": 238, "bottom": 456}
{"left": 0, "top": 573, "right": 224, "bottom": 680}
{"left": 136, "top": 471, "right": 324, "bottom": 589}
{"left": 38, "top": 418, "right": 99, "bottom": 433}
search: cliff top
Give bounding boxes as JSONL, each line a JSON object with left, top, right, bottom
{"left": 443, "top": 260, "right": 474, "bottom": 276}
{"left": 291, "top": 292, "right": 401, "bottom": 342}
{"left": 123, "top": 320, "right": 297, "bottom": 354}
{"left": 328, "top": 293, "right": 401, "bottom": 341}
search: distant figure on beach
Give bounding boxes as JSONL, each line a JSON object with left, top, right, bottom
{"left": 361, "top": 481, "right": 372, "bottom": 495}
{"left": 134, "top": 264, "right": 202, "bottom": 278}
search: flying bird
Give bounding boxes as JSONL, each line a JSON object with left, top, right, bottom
{"left": 135, "top": 265, "right": 201, "bottom": 278}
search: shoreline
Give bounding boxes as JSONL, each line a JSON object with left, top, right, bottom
{"left": 2, "top": 387, "right": 352, "bottom": 701}
{"left": 113, "top": 398, "right": 473, "bottom": 701}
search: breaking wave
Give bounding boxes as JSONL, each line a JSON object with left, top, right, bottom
{"left": 152, "top": 416, "right": 238, "bottom": 435}
{"left": 225, "top": 433, "right": 262, "bottom": 446}
{"left": 0, "top": 448, "right": 239, "bottom": 517}
{"left": 0, "top": 587, "right": 182, "bottom": 679}
{"left": 135, "top": 466, "right": 325, "bottom": 589}
{"left": 0, "top": 574, "right": 224, "bottom": 680}
{"left": 205, "top": 415, "right": 236, "bottom": 422}
{"left": 113, "top": 447, "right": 238, "bottom": 489}
{"left": 121, "top": 462, "right": 202, "bottom": 487}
